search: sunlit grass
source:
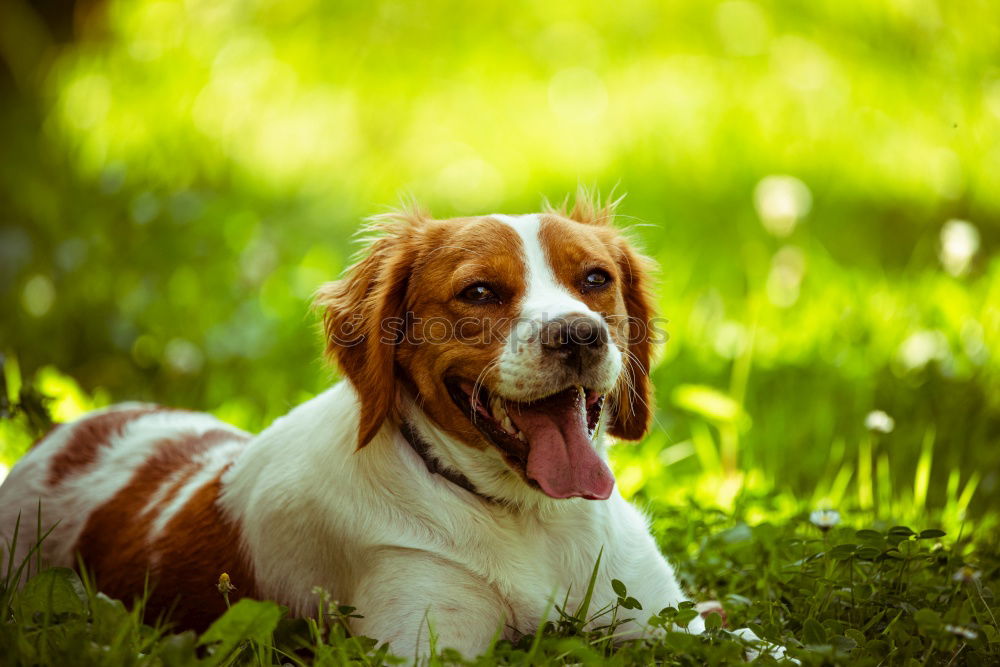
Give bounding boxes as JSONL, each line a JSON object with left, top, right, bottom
{"left": 34, "top": 1, "right": 1000, "bottom": 212}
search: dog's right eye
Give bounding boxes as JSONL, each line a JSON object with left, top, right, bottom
{"left": 459, "top": 283, "right": 499, "bottom": 304}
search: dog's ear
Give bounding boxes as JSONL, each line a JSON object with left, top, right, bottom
{"left": 315, "top": 222, "right": 421, "bottom": 448}
{"left": 608, "top": 239, "right": 656, "bottom": 441}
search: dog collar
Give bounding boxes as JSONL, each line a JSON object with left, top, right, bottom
{"left": 399, "top": 422, "right": 502, "bottom": 506}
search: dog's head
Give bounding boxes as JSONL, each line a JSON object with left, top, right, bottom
{"left": 316, "top": 193, "right": 656, "bottom": 503}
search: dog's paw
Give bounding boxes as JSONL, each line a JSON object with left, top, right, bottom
{"left": 695, "top": 600, "right": 728, "bottom": 626}
{"left": 728, "top": 627, "right": 799, "bottom": 663}
{"left": 692, "top": 601, "right": 797, "bottom": 662}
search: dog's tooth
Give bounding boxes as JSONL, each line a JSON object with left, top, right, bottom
{"left": 491, "top": 396, "right": 505, "bottom": 422}
{"left": 516, "top": 430, "right": 527, "bottom": 442}
{"left": 502, "top": 415, "right": 515, "bottom": 434}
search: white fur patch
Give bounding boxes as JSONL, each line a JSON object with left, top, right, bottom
{"left": 492, "top": 214, "right": 592, "bottom": 321}
{"left": 491, "top": 214, "right": 623, "bottom": 401}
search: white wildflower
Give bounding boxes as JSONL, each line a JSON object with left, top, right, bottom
{"left": 864, "top": 410, "right": 895, "bottom": 434}
{"left": 753, "top": 175, "right": 812, "bottom": 237}
{"left": 898, "top": 330, "right": 949, "bottom": 371}
{"left": 810, "top": 509, "right": 840, "bottom": 531}
{"left": 944, "top": 624, "right": 978, "bottom": 640}
{"left": 952, "top": 567, "right": 982, "bottom": 584}
{"left": 939, "top": 219, "right": 980, "bottom": 277}
{"left": 217, "top": 572, "right": 236, "bottom": 594}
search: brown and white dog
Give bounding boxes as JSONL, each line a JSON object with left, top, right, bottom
{"left": 0, "top": 196, "right": 784, "bottom": 658}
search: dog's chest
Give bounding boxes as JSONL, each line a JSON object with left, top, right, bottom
{"left": 449, "top": 506, "right": 619, "bottom": 633}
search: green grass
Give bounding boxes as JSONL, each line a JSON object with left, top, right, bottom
{"left": 2, "top": 496, "right": 997, "bottom": 665}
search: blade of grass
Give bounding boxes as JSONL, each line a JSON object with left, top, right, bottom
{"left": 690, "top": 421, "right": 722, "bottom": 478}
{"left": 858, "top": 435, "right": 873, "bottom": 511}
{"left": 913, "top": 429, "right": 935, "bottom": 510}
{"left": 956, "top": 472, "right": 980, "bottom": 518}
{"left": 574, "top": 546, "right": 603, "bottom": 623}
{"left": 877, "top": 452, "right": 892, "bottom": 517}
{"left": 526, "top": 594, "right": 556, "bottom": 663}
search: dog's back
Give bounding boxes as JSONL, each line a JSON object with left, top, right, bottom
{"left": 0, "top": 404, "right": 254, "bottom": 629}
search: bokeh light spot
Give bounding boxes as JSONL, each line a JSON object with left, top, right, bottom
{"left": 766, "top": 245, "right": 806, "bottom": 308}
{"left": 164, "top": 338, "right": 204, "bottom": 374}
{"left": 21, "top": 274, "right": 55, "bottom": 317}
{"left": 61, "top": 73, "right": 111, "bottom": 130}
{"left": 548, "top": 67, "right": 608, "bottom": 124}
{"left": 939, "top": 219, "right": 980, "bottom": 277}
{"left": 753, "top": 175, "right": 812, "bottom": 237}
{"left": 434, "top": 157, "right": 505, "bottom": 213}
{"left": 715, "top": 1, "right": 771, "bottom": 56}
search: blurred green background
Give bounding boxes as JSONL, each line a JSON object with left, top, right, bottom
{"left": 1, "top": 0, "right": 998, "bottom": 523}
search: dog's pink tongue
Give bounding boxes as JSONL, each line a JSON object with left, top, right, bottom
{"left": 508, "top": 388, "right": 615, "bottom": 500}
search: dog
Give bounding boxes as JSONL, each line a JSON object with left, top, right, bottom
{"left": 0, "top": 195, "right": 786, "bottom": 659}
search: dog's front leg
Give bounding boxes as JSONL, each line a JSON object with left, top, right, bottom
{"left": 350, "top": 547, "right": 508, "bottom": 660}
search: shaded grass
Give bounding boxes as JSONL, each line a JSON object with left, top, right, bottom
{"left": 2, "top": 495, "right": 997, "bottom": 666}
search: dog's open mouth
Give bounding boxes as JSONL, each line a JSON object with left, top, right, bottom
{"left": 446, "top": 379, "right": 615, "bottom": 500}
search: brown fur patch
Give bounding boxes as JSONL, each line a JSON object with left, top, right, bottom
{"left": 47, "top": 407, "right": 165, "bottom": 485}
{"left": 315, "top": 223, "right": 425, "bottom": 447}
{"left": 316, "top": 214, "right": 528, "bottom": 449}
{"left": 75, "top": 429, "right": 255, "bottom": 631}
{"left": 605, "top": 238, "right": 656, "bottom": 439}
{"left": 395, "top": 218, "right": 527, "bottom": 448}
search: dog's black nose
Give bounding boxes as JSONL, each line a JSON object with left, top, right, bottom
{"left": 540, "top": 315, "right": 609, "bottom": 365}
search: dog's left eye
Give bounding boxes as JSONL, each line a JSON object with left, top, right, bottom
{"left": 459, "top": 283, "right": 499, "bottom": 304}
{"left": 583, "top": 270, "right": 611, "bottom": 289}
